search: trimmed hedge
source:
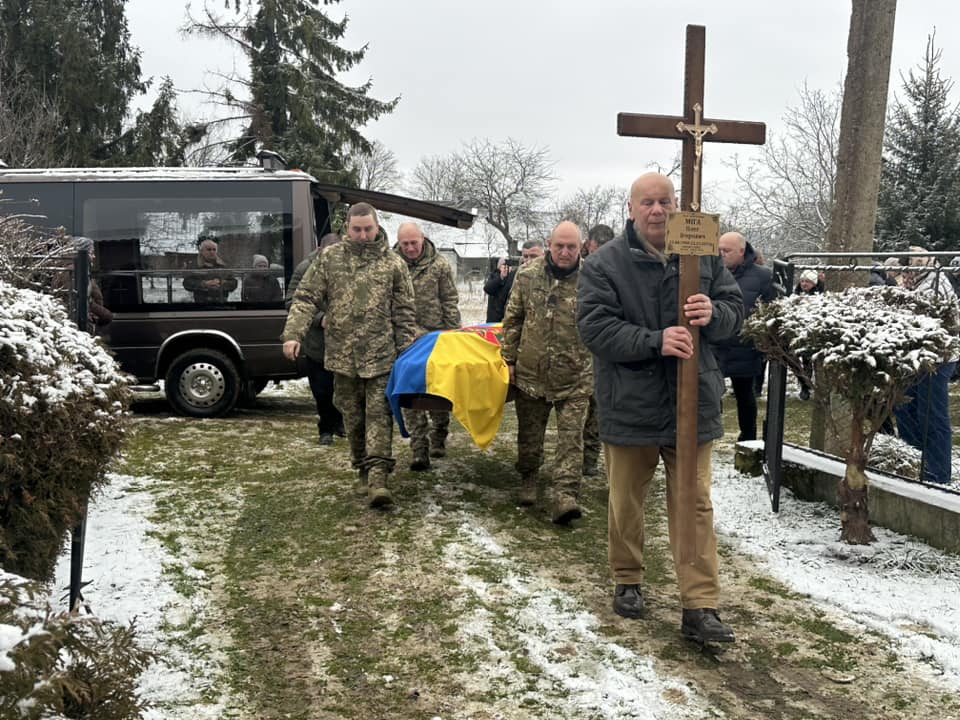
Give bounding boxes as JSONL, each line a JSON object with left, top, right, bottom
{"left": 0, "top": 280, "right": 131, "bottom": 581}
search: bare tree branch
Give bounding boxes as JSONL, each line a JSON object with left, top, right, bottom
{"left": 724, "top": 82, "right": 841, "bottom": 258}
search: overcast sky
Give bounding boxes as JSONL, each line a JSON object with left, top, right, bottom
{"left": 127, "top": 1, "right": 960, "bottom": 203}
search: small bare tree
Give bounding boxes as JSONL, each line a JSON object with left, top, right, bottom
{"left": 346, "top": 139, "right": 402, "bottom": 192}
{"left": 410, "top": 138, "right": 556, "bottom": 249}
{"left": 0, "top": 51, "right": 61, "bottom": 168}
{"left": 552, "top": 185, "right": 627, "bottom": 234}
{"left": 726, "top": 83, "right": 841, "bottom": 258}
{"left": 744, "top": 286, "right": 958, "bottom": 544}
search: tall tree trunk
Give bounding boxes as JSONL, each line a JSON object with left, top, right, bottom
{"left": 839, "top": 413, "right": 876, "bottom": 544}
{"left": 823, "top": 0, "right": 897, "bottom": 267}
{"left": 812, "top": 0, "right": 897, "bottom": 453}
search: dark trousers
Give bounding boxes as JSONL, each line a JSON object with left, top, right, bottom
{"left": 729, "top": 375, "right": 758, "bottom": 442}
{"left": 895, "top": 361, "right": 956, "bottom": 484}
{"left": 306, "top": 356, "right": 343, "bottom": 434}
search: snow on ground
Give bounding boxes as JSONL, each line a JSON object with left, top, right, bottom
{"left": 443, "top": 518, "right": 704, "bottom": 719}
{"left": 712, "top": 465, "right": 960, "bottom": 690}
{"left": 49, "top": 474, "right": 232, "bottom": 719}
{"left": 43, "top": 453, "right": 960, "bottom": 714}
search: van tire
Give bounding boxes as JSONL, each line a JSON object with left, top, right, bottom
{"left": 166, "top": 349, "right": 240, "bottom": 418}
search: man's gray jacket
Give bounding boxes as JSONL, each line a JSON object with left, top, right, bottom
{"left": 576, "top": 224, "right": 743, "bottom": 446}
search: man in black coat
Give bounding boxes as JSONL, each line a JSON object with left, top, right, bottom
{"left": 577, "top": 173, "right": 743, "bottom": 644}
{"left": 483, "top": 256, "right": 515, "bottom": 322}
{"left": 715, "top": 232, "right": 777, "bottom": 442}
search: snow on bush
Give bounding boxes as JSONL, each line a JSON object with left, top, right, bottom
{"left": 0, "top": 569, "right": 154, "bottom": 720}
{"left": 745, "top": 285, "right": 959, "bottom": 404}
{"left": 868, "top": 433, "right": 922, "bottom": 480}
{"left": 0, "top": 280, "right": 131, "bottom": 580}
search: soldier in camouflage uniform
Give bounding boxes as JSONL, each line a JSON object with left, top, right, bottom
{"left": 394, "top": 222, "right": 462, "bottom": 471}
{"left": 283, "top": 203, "right": 417, "bottom": 508}
{"left": 500, "top": 221, "right": 593, "bottom": 524}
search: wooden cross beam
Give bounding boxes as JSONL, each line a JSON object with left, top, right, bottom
{"left": 617, "top": 24, "right": 766, "bottom": 565}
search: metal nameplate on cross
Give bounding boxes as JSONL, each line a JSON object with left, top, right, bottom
{"left": 666, "top": 211, "right": 721, "bottom": 257}
{"left": 617, "top": 24, "right": 766, "bottom": 565}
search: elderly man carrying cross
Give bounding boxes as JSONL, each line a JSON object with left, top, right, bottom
{"left": 577, "top": 172, "right": 743, "bottom": 643}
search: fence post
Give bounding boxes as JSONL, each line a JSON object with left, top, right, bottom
{"left": 69, "top": 238, "right": 92, "bottom": 612}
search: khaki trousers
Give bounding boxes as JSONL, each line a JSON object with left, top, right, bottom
{"left": 604, "top": 442, "right": 720, "bottom": 609}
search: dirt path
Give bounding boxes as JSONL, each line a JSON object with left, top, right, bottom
{"left": 117, "top": 389, "right": 960, "bottom": 720}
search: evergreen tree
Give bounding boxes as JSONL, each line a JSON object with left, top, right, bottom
{"left": 0, "top": 0, "right": 147, "bottom": 166}
{"left": 189, "top": 0, "right": 398, "bottom": 182}
{"left": 113, "top": 78, "right": 188, "bottom": 167}
{"left": 876, "top": 33, "right": 960, "bottom": 252}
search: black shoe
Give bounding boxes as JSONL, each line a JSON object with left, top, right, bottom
{"left": 318, "top": 432, "right": 334, "bottom": 446}
{"left": 612, "top": 584, "right": 644, "bottom": 619}
{"left": 798, "top": 387, "right": 810, "bottom": 401}
{"left": 681, "top": 608, "right": 736, "bottom": 644}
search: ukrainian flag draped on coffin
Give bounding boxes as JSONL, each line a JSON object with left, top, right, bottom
{"left": 386, "top": 324, "right": 509, "bottom": 450}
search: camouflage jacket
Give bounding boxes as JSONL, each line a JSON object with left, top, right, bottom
{"left": 500, "top": 255, "right": 593, "bottom": 401}
{"left": 394, "top": 237, "right": 461, "bottom": 333}
{"left": 282, "top": 230, "right": 417, "bottom": 378}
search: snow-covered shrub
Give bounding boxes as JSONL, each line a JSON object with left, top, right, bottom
{"left": 744, "top": 286, "right": 958, "bottom": 543}
{"left": 746, "top": 285, "right": 959, "bottom": 406}
{"left": 0, "top": 281, "right": 131, "bottom": 580}
{"left": 0, "top": 570, "right": 154, "bottom": 719}
{"left": 867, "top": 433, "right": 922, "bottom": 480}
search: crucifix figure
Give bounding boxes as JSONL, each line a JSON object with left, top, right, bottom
{"left": 617, "top": 25, "right": 766, "bottom": 565}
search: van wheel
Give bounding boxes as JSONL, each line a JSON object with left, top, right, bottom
{"left": 165, "top": 349, "right": 240, "bottom": 418}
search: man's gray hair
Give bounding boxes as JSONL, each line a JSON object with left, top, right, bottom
{"left": 521, "top": 238, "right": 544, "bottom": 250}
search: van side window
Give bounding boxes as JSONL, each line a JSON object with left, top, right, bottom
{"left": 77, "top": 180, "right": 292, "bottom": 308}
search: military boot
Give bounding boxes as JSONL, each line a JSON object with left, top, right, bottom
{"left": 552, "top": 492, "right": 582, "bottom": 525}
{"left": 429, "top": 431, "right": 447, "bottom": 458}
{"left": 353, "top": 468, "right": 369, "bottom": 497}
{"left": 410, "top": 446, "right": 431, "bottom": 472}
{"left": 517, "top": 472, "right": 538, "bottom": 506}
{"left": 367, "top": 468, "right": 393, "bottom": 508}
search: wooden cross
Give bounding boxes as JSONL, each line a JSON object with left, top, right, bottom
{"left": 617, "top": 24, "right": 766, "bottom": 564}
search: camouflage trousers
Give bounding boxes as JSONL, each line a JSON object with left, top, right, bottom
{"left": 583, "top": 394, "right": 600, "bottom": 472}
{"left": 515, "top": 390, "right": 589, "bottom": 496}
{"left": 333, "top": 373, "right": 395, "bottom": 473}
{"left": 401, "top": 408, "right": 450, "bottom": 455}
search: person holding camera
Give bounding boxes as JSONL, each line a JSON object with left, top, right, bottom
{"left": 483, "top": 256, "right": 515, "bottom": 323}
{"left": 483, "top": 239, "right": 544, "bottom": 322}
